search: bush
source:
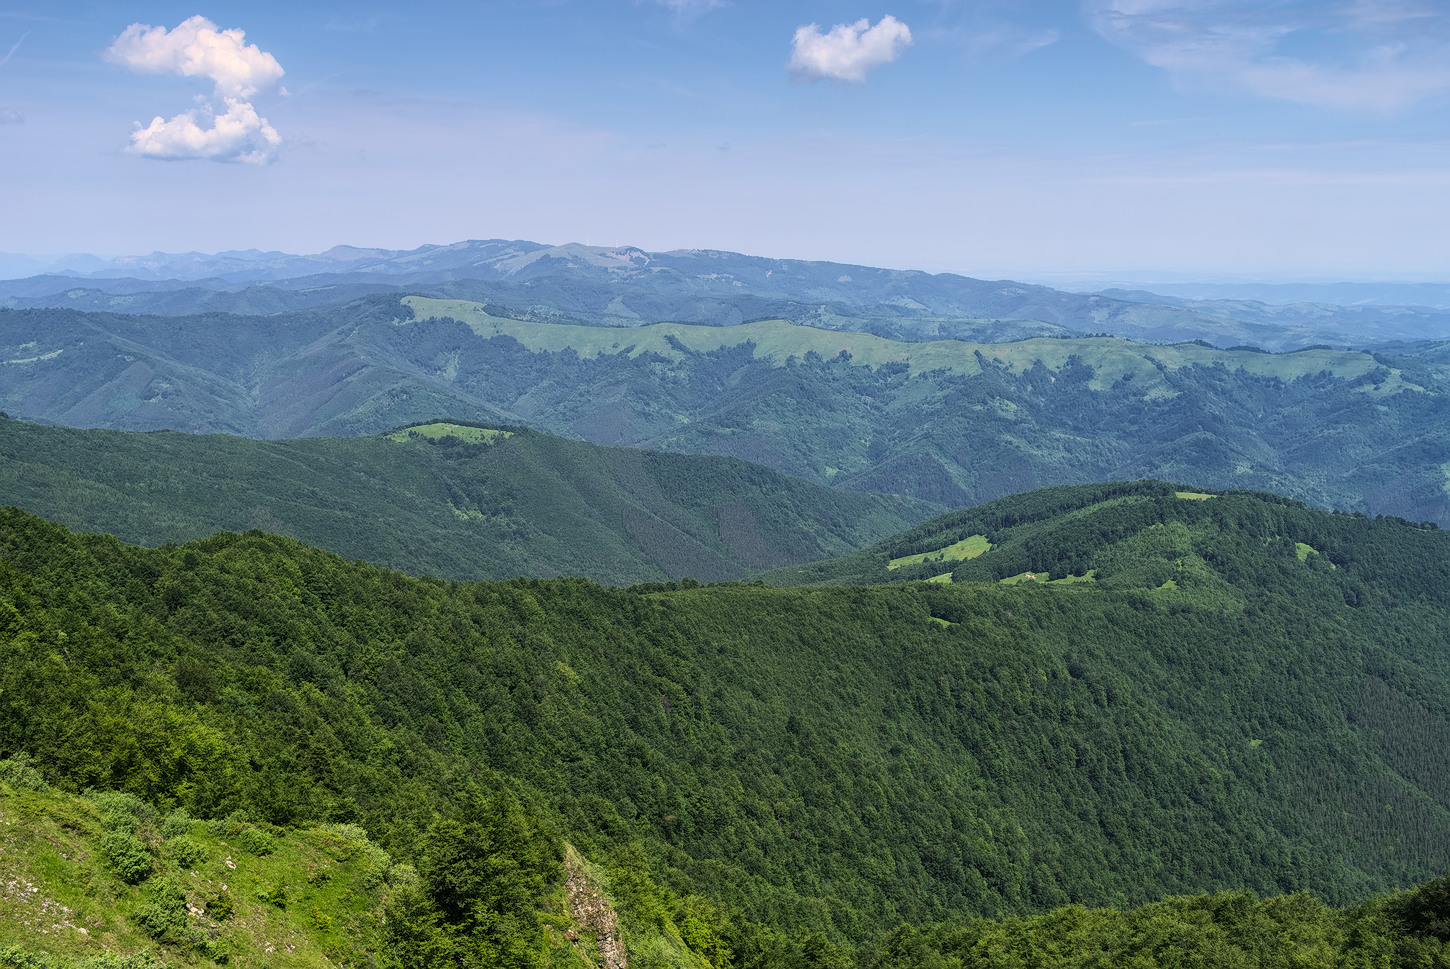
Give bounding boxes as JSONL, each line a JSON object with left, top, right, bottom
{"left": 164, "top": 835, "right": 207, "bottom": 869}
{"left": 204, "top": 889, "right": 235, "bottom": 922}
{"left": 132, "top": 876, "right": 191, "bottom": 944}
{"left": 0, "top": 947, "right": 169, "bottom": 968}
{"left": 256, "top": 882, "right": 288, "bottom": 908}
{"left": 235, "top": 827, "right": 276, "bottom": 856}
{"left": 85, "top": 955, "right": 168, "bottom": 969}
{"left": 90, "top": 791, "right": 156, "bottom": 832}
{"left": 159, "top": 808, "right": 194, "bottom": 839}
{"left": 309, "top": 907, "right": 334, "bottom": 931}
{"left": 100, "top": 830, "right": 152, "bottom": 884}
{"left": 0, "top": 944, "right": 51, "bottom": 968}
{"left": 0, "top": 754, "right": 46, "bottom": 792}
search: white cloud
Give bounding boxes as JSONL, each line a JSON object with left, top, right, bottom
{"left": 1086, "top": 0, "right": 1450, "bottom": 111}
{"left": 128, "top": 98, "right": 280, "bottom": 164}
{"left": 106, "top": 16, "right": 283, "bottom": 98}
{"left": 789, "top": 15, "right": 913, "bottom": 82}
{"left": 105, "top": 16, "right": 285, "bottom": 163}
{"left": 0, "top": 109, "right": 22, "bottom": 124}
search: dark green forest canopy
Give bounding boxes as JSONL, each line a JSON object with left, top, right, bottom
{"left": 763, "top": 479, "right": 1446, "bottom": 587}
{"left": 4, "top": 482, "right": 1450, "bottom": 950}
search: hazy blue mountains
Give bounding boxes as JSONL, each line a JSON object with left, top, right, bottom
{"left": 8, "top": 239, "right": 1450, "bottom": 349}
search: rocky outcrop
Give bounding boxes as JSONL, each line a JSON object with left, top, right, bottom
{"left": 563, "top": 846, "right": 626, "bottom": 969}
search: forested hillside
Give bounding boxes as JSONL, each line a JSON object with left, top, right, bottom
{"left": 0, "top": 417, "right": 930, "bottom": 584}
{"left": 5, "top": 300, "right": 1450, "bottom": 523}
{"left": 4, "top": 483, "right": 1450, "bottom": 965}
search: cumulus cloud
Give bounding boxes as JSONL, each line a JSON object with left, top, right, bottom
{"left": 105, "top": 16, "right": 284, "bottom": 163}
{"left": 128, "top": 99, "right": 280, "bottom": 164}
{"left": 0, "top": 109, "right": 22, "bottom": 125}
{"left": 1086, "top": 0, "right": 1450, "bottom": 111}
{"left": 789, "top": 15, "right": 913, "bottom": 82}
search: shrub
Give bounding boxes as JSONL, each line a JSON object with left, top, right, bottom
{"left": 0, "top": 754, "right": 46, "bottom": 792}
{"left": 99, "top": 830, "right": 152, "bottom": 884}
{"left": 204, "top": 889, "right": 235, "bottom": 922}
{"left": 132, "top": 876, "right": 191, "bottom": 944}
{"left": 0, "top": 943, "right": 51, "bottom": 968}
{"left": 235, "top": 827, "right": 276, "bottom": 856}
{"left": 164, "top": 835, "right": 207, "bottom": 869}
{"left": 86, "top": 955, "right": 168, "bottom": 969}
{"left": 90, "top": 791, "right": 156, "bottom": 832}
{"left": 256, "top": 882, "right": 288, "bottom": 908}
{"left": 0, "top": 947, "right": 170, "bottom": 968}
{"left": 309, "top": 907, "right": 334, "bottom": 932}
{"left": 159, "top": 809, "right": 194, "bottom": 839}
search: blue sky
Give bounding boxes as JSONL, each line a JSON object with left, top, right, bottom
{"left": 2, "top": 1, "right": 1448, "bottom": 280}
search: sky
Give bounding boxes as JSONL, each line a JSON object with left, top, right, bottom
{"left": 2, "top": 0, "right": 1449, "bottom": 281}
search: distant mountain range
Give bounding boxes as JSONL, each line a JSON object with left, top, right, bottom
{"left": 6, "top": 239, "right": 1450, "bottom": 349}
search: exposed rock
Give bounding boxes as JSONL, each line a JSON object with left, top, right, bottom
{"left": 563, "top": 846, "right": 626, "bottom": 969}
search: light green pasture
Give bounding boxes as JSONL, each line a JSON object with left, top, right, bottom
{"left": 401, "top": 297, "right": 1417, "bottom": 395}
{"left": 888, "top": 534, "right": 992, "bottom": 571}
{"left": 386, "top": 422, "right": 512, "bottom": 444}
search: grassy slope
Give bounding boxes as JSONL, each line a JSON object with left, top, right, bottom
{"left": 0, "top": 417, "right": 932, "bottom": 585}
{"left": 403, "top": 296, "right": 1416, "bottom": 392}
{"left": 0, "top": 785, "right": 389, "bottom": 969}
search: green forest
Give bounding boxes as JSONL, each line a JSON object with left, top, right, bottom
{"left": 7, "top": 299, "right": 1450, "bottom": 524}
{"left": 4, "top": 481, "right": 1450, "bottom": 966}
{"left": 0, "top": 416, "right": 930, "bottom": 584}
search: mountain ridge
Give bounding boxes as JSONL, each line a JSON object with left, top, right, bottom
{"left": 0, "top": 416, "right": 933, "bottom": 585}
{"left": 8, "top": 239, "right": 1450, "bottom": 350}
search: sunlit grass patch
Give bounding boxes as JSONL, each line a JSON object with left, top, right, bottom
{"left": 888, "top": 534, "right": 991, "bottom": 571}
{"left": 385, "top": 422, "right": 513, "bottom": 445}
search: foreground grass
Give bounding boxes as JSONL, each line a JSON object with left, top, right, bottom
{"left": 0, "top": 780, "right": 389, "bottom": 968}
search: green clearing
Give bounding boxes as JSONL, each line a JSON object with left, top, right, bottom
{"left": 1176, "top": 491, "right": 1216, "bottom": 501}
{"left": 384, "top": 422, "right": 513, "bottom": 444}
{"left": 999, "top": 571, "right": 1050, "bottom": 585}
{"left": 887, "top": 534, "right": 991, "bottom": 571}
{"left": 925, "top": 572, "right": 954, "bottom": 584}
